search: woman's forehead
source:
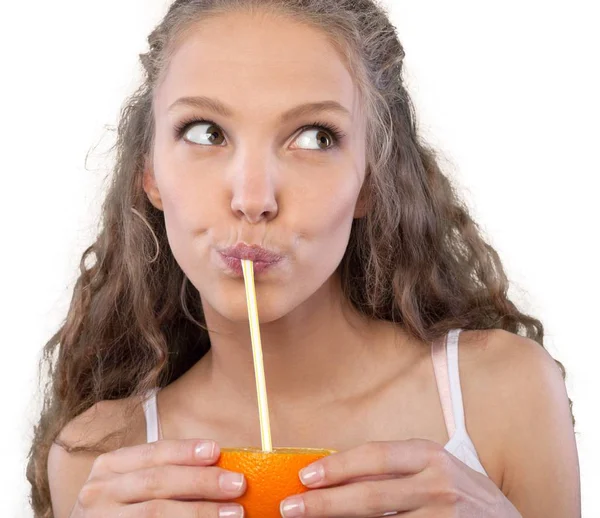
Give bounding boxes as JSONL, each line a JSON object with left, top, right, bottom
{"left": 155, "top": 12, "right": 361, "bottom": 123}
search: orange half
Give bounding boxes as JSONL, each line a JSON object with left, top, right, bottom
{"left": 216, "top": 447, "right": 335, "bottom": 518}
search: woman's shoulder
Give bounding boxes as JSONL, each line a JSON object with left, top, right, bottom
{"left": 458, "top": 327, "right": 566, "bottom": 419}
{"left": 56, "top": 394, "right": 148, "bottom": 448}
{"left": 458, "top": 327, "right": 557, "bottom": 369}
{"left": 48, "top": 395, "right": 147, "bottom": 517}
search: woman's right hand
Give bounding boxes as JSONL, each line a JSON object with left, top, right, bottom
{"left": 69, "top": 439, "right": 246, "bottom": 517}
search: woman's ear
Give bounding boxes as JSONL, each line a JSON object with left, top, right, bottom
{"left": 142, "top": 159, "right": 164, "bottom": 211}
{"left": 354, "top": 167, "right": 371, "bottom": 219}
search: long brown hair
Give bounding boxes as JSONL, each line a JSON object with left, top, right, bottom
{"left": 26, "top": 1, "right": 574, "bottom": 516}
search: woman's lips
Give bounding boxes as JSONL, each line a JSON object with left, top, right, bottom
{"left": 218, "top": 253, "right": 280, "bottom": 276}
{"left": 219, "top": 243, "right": 284, "bottom": 263}
{"left": 217, "top": 242, "right": 284, "bottom": 276}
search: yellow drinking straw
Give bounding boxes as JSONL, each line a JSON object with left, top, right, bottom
{"left": 241, "top": 259, "right": 273, "bottom": 452}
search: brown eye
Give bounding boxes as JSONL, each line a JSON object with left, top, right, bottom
{"left": 295, "top": 128, "right": 334, "bottom": 151}
{"left": 184, "top": 122, "right": 226, "bottom": 146}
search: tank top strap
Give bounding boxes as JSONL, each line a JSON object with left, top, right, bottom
{"left": 445, "top": 328, "right": 467, "bottom": 433}
{"left": 431, "top": 330, "right": 456, "bottom": 439}
{"left": 141, "top": 387, "right": 162, "bottom": 443}
{"left": 432, "top": 328, "right": 469, "bottom": 441}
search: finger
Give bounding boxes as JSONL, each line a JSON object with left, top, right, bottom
{"left": 282, "top": 477, "right": 425, "bottom": 517}
{"left": 92, "top": 439, "right": 220, "bottom": 475}
{"left": 119, "top": 499, "right": 244, "bottom": 517}
{"left": 105, "top": 465, "right": 246, "bottom": 503}
{"left": 298, "top": 439, "right": 438, "bottom": 488}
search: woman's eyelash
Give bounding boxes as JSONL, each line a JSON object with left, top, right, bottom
{"left": 173, "top": 117, "right": 347, "bottom": 149}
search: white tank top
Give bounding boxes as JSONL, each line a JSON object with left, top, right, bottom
{"left": 141, "top": 328, "right": 489, "bottom": 477}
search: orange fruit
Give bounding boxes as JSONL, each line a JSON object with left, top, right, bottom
{"left": 216, "top": 446, "right": 335, "bottom": 518}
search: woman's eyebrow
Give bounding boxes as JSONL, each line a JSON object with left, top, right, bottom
{"left": 167, "top": 96, "right": 352, "bottom": 123}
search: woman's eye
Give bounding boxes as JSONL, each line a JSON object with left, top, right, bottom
{"left": 183, "top": 122, "right": 226, "bottom": 146}
{"left": 294, "top": 128, "right": 334, "bottom": 151}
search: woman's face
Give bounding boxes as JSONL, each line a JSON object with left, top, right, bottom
{"left": 144, "top": 11, "right": 368, "bottom": 324}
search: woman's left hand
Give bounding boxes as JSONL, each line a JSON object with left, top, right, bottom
{"left": 279, "top": 439, "right": 523, "bottom": 517}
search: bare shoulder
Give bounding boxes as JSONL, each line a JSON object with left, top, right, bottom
{"left": 47, "top": 396, "right": 146, "bottom": 518}
{"left": 458, "top": 328, "right": 581, "bottom": 517}
{"left": 458, "top": 328, "right": 572, "bottom": 415}
{"left": 457, "top": 328, "right": 568, "bottom": 387}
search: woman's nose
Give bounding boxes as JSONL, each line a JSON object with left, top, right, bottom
{"left": 230, "top": 162, "right": 279, "bottom": 224}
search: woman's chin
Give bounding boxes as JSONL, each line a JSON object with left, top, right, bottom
{"left": 199, "top": 289, "right": 292, "bottom": 325}
{"left": 218, "top": 301, "right": 290, "bottom": 324}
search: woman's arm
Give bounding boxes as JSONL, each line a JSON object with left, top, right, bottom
{"left": 485, "top": 331, "right": 581, "bottom": 517}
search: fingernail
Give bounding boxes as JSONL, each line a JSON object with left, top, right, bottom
{"left": 195, "top": 440, "right": 216, "bottom": 460}
{"left": 219, "top": 472, "right": 245, "bottom": 492}
{"left": 299, "top": 462, "right": 324, "bottom": 485}
{"left": 219, "top": 504, "right": 244, "bottom": 517}
{"left": 280, "top": 496, "right": 305, "bottom": 517}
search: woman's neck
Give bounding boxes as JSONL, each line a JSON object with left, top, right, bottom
{"left": 178, "top": 275, "right": 414, "bottom": 413}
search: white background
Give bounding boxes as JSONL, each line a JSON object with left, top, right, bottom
{"left": 1, "top": 1, "right": 598, "bottom": 516}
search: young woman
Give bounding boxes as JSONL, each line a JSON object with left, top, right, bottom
{"left": 27, "top": 1, "right": 580, "bottom": 517}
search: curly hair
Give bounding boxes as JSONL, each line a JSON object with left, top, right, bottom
{"left": 26, "top": 1, "right": 574, "bottom": 516}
